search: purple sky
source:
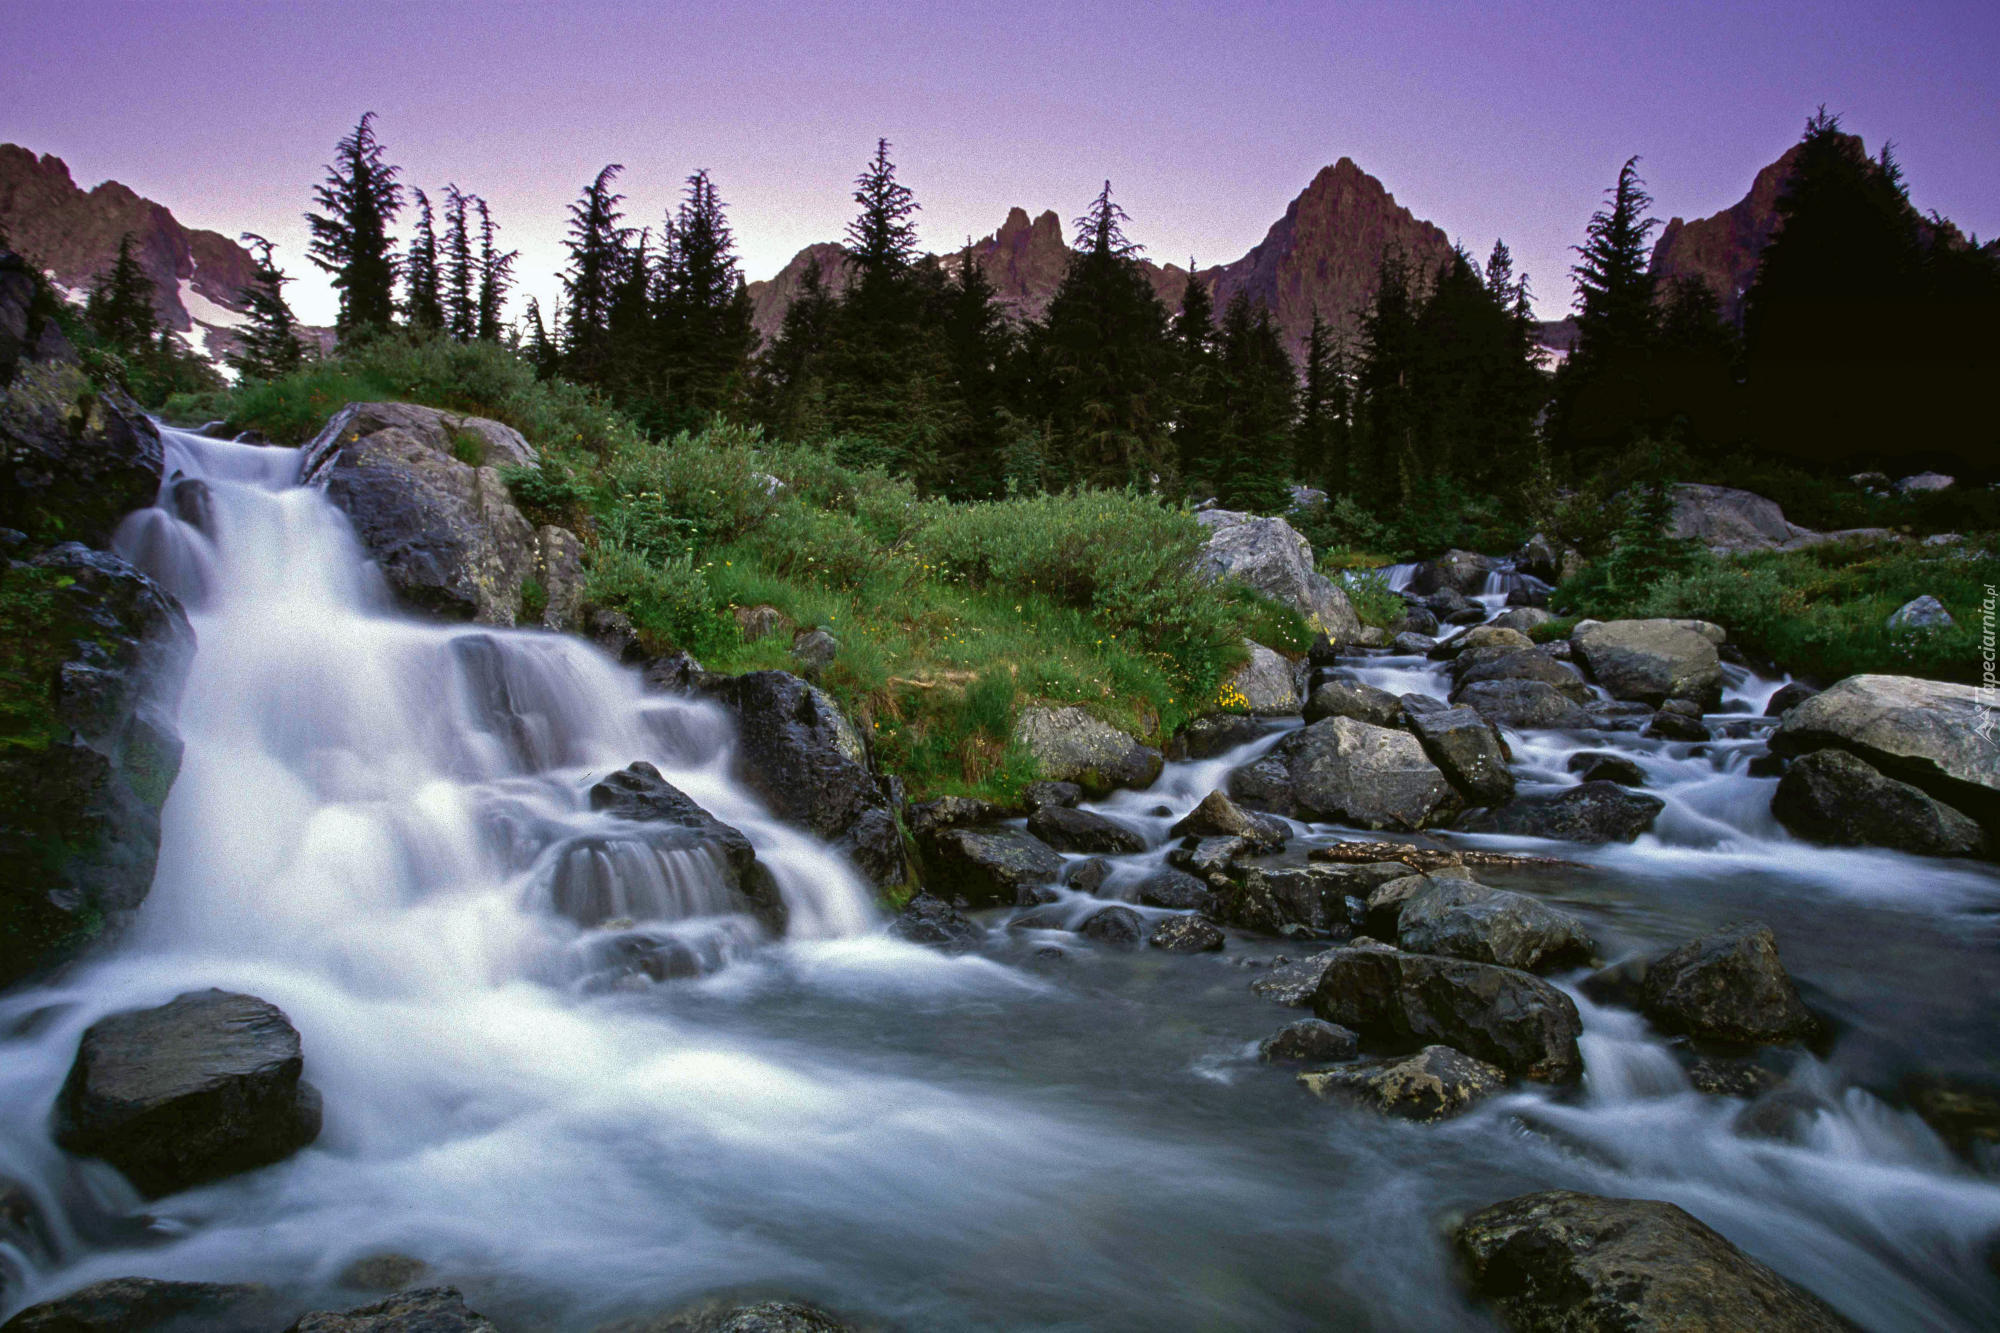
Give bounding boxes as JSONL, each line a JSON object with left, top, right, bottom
{"left": 5, "top": 0, "right": 1996, "bottom": 326}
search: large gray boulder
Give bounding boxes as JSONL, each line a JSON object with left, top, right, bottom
{"left": 1299, "top": 1045, "right": 1507, "bottom": 1122}
{"left": 1224, "top": 641, "right": 1301, "bottom": 714}
{"left": 1212, "top": 864, "right": 1359, "bottom": 938}
{"left": 301, "top": 402, "right": 584, "bottom": 628}
{"left": 1770, "top": 674, "right": 2000, "bottom": 831}
{"left": 1311, "top": 943, "right": 1584, "bottom": 1082}
{"left": 1456, "top": 1190, "right": 1851, "bottom": 1331}
{"left": 917, "top": 826, "right": 1063, "bottom": 908}
{"left": 1395, "top": 877, "right": 1594, "bottom": 973}
{"left": 0, "top": 1276, "right": 278, "bottom": 1333}
{"left": 1587, "top": 922, "right": 1815, "bottom": 1046}
{"left": 54, "top": 990, "right": 322, "bottom": 1198}
{"left": 1572, "top": 619, "right": 1724, "bottom": 709}
{"left": 1458, "top": 782, "right": 1665, "bottom": 844}
{"left": 1407, "top": 706, "right": 1514, "bottom": 805}
{"left": 1280, "top": 717, "right": 1463, "bottom": 831}
{"left": 1168, "top": 789, "right": 1287, "bottom": 847}
{"left": 1193, "top": 510, "right": 1362, "bottom": 641}
{"left": 1303, "top": 678, "right": 1404, "bottom": 728}
{"left": 1408, "top": 549, "right": 1491, "bottom": 596}
{"left": 1772, "top": 749, "right": 1985, "bottom": 858}
{"left": 1457, "top": 680, "right": 1593, "bottom": 731}
{"left": 1, "top": 546, "right": 190, "bottom": 987}
{"left": 707, "top": 672, "right": 906, "bottom": 888}
{"left": 1670, "top": 483, "right": 1818, "bottom": 553}
{"left": 1025, "top": 805, "right": 1146, "bottom": 855}
{"left": 1451, "top": 646, "right": 1589, "bottom": 701}
{"left": 1012, "top": 706, "right": 1162, "bottom": 796}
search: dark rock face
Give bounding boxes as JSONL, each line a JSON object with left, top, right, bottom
{"left": 1572, "top": 619, "right": 1725, "bottom": 710}
{"left": 0, "top": 1276, "right": 276, "bottom": 1333}
{"left": 1168, "top": 789, "right": 1287, "bottom": 847}
{"left": 1167, "top": 836, "right": 1248, "bottom": 881}
{"left": 301, "top": 402, "right": 583, "bottom": 629}
{"left": 1450, "top": 647, "right": 1587, "bottom": 700}
{"left": 1299, "top": 1045, "right": 1506, "bottom": 1121}
{"left": 1395, "top": 878, "right": 1594, "bottom": 973}
{"left": 887, "top": 892, "right": 984, "bottom": 951}
{"left": 1165, "top": 713, "right": 1265, "bottom": 761}
{"left": 1902, "top": 1074, "right": 2000, "bottom": 1158}
{"left": 285, "top": 1287, "right": 498, "bottom": 1332}
{"left": 1134, "top": 867, "right": 1215, "bottom": 912}
{"left": 1773, "top": 748, "right": 1985, "bottom": 857}
{"left": 1, "top": 252, "right": 164, "bottom": 550}
{"left": 1213, "top": 865, "right": 1358, "bottom": 939}
{"left": 1593, "top": 922, "right": 1816, "bottom": 1046}
{"left": 1455, "top": 1190, "right": 1851, "bottom": 1332}
{"left": 1765, "top": 682, "right": 1818, "bottom": 717}
{"left": 1567, "top": 751, "right": 1646, "bottom": 787}
{"left": 54, "top": 989, "right": 322, "bottom": 1198}
{"left": 1259, "top": 1018, "right": 1359, "bottom": 1063}
{"left": 708, "top": 672, "right": 907, "bottom": 888}
{"left": 1025, "top": 805, "right": 1146, "bottom": 856}
{"left": 1458, "top": 782, "right": 1665, "bottom": 844}
{"left": 1644, "top": 704, "right": 1711, "bottom": 742}
{"left": 1457, "top": 680, "right": 1592, "bottom": 731}
{"left": 1303, "top": 679, "right": 1404, "bottom": 728}
{"left": 904, "top": 795, "right": 1011, "bottom": 839}
{"left": 1225, "top": 755, "right": 1296, "bottom": 815}
{"left": 1021, "top": 780, "right": 1082, "bottom": 811}
{"left": 581, "top": 762, "right": 783, "bottom": 932}
{"left": 1311, "top": 945, "right": 1583, "bottom": 1081}
{"left": 918, "top": 826, "right": 1063, "bottom": 908}
{"left": 1281, "top": 716, "right": 1462, "bottom": 831}
{"left": 1079, "top": 905, "right": 1143, "bottom": 947}
{"left": 1148, "top": 916, "right": 1224, "bottom": 953}
{"left": 1, "top": 545, "right": 189, "bottom": 987}
{"left": 1407, "top": 706, "right": 1514, "bottom": 805}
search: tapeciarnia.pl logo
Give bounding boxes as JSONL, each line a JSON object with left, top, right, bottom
{"left": 1978, "top": 583, "right": 1997, "bottom": 746}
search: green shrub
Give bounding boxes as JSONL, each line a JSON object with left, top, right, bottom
{"left": 450, "top": 429, "right": 487, "bottom": 467}
{"left": 517, "top": 576, "right": 548, "bottom": 625}
{"left": 584, "top": 542, "right": 736, "bottom": 659}
{"left": 500, "top": 463, "right": 593, "bottom": 531}
{"left": 1336, "top": 568, "right": 1404, "bottom": 630}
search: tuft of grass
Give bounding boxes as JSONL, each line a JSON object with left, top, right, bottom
{"left": 1335, "top": 568, "right": 1405, "bottom": 631}
{"left": 449, "top": 429, "right": 488, "bottom": 468}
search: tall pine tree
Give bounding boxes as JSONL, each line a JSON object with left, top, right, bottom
{"left": 1211, "top": 291, "right": 1297, "bottom": 513}
{"left": 1292, "top": 310, "right": 1350, "bottom": 493}
{"left": 228, "top": 233, "right": 305, "bottom": 380}
{"left": 86, "top": 233, "right": 161, "bottom": 354}
{"left": 442, "top": 185, "right": 476, "bottom": 340}
{"left": 560, "top": 164, "right": 631, "bottom": 384}
{"left": 402, "top": 189, "right": 443, "bottom": 333}
{"left": 1168, "top": 267, "right": 1221, "bottom": 491}
{"left": 307, "top": 111, "right": 403, "bottom": 337}
{"left": 474, "top": 197, "right": 517, "bottom": 341}
{"left": 1549, "top": 156, "right": 1659, "bottom": 469}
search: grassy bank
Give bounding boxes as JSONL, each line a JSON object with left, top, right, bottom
{"left": 171, "top": 335, "right": 1295, "bottom": 802}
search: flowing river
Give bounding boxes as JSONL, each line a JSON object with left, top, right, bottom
{"left": 1, "top": 426, "right": 1997, "bottom": 1329}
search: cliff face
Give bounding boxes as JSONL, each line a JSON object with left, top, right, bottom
{"left": 749, "top": 157, "right": 1452, "bottom": 360}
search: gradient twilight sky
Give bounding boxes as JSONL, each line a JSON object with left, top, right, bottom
{"left": 4, "top": 0, "right": 1996, "bottom": 327}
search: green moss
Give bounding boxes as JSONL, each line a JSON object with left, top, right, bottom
{"left": 0, "top": 563, "right": 70, "bottom": 752}
{"left": 449, "top": 429, "right": 488, "bottom": 467}
{"left": 517, "top": 575, "right": 549, "bottom": 626}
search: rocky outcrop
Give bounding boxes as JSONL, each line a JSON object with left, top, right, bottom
{"left": 1572, "top": 619, "right": 1724, "bottom": 709}
{"left": 54, "top": 989, "right": 322, "bottom": 1198}
{"left": 1224, "top": 641, "right": 1301, "bottom": 714}
{"left": 301, "top": 402, "right": 584, "bottom": 629}
{"left": 887, "top": 892, "right": 984, "bottom": 951}
{"left": 1456, "top": 1190, "right": 1851, "bottom": 1331}
{"left": 1192, "top": 510, "right": 1361, "bottom": 641}
{"left": 1395, "top": 878, "right": 1594, "bottom": 973}
{"left": 1168, "top": 789, "right": 1286, "bottom": 848}
{"left": 0, "top": 1276, "right": 278, "bottom": 1333}
{"left": 1772, "top": 748, "right": 1986, "bottom": 858}
{"left": 1311, "top": 943, "right": 1584, "bottom": 1082}
{"left": 1406, "top": 706, "right": 1514, "bottom": 805}
{"left": 1025, "top": 805, "right": 1146, "bottom": 855}
{"left": 1303, "top": 678, "right": 1403, "bottom": 728}
{"left": 1459, "top": 782, "right": 1664, "bottom": 844}
{"left": 1587, "top": 922, "right": 1816, "bottom": 1046}
{"left": 1148, "top": 915, "right": 1225, "bottom": 952}
{"left": 1770, "top": 675, "right": 1999, "bottom": 833}
{"left": 708, "top": 672, "right": 907, "bottom": 888}
{"left": 1212, "top": 863, "right": 1366, "bottom": 939}
{"left": 1450, "top": 646, "right": 1588, "bottom": 701}
{"left": 1279, "top": 717, "right": 1462, "bottom": 831}
{"left": 1299, "top": 1045, "right": 1506, "bottom": 1122}
{"left": 1259, "top": 1018, "right": 1359, "bottom": 1063}
{"left": 1670, "top": 483, "right": 1817, "bottom": 553}
{"left": 1456, "top": 680, "right": 1593, "bottom": 731}
{"left": 285, "top": 1287, "right": 498, "bottom": 1332}
{"left": 574, "top": 762, "right": 785, "bottom": 933}
{"left": 918, "top": 826, "right": 1063, "bottom": 908}
{"left": 1011, "top": 705, "right": 1162, "bottom": 796}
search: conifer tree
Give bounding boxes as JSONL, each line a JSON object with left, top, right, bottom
{"left": 936, "top": 245, "right": 1014, "bottom": 498}
{"left": 1549, "top": 156, "right": 1659, "bottom": 468}
{"left": 1212, "top": 291, "right": 1297, "bottom": 513}
{"left": 844, "top": 138, "right": 920, "bottom": 281}
{"left": 1292, "top": 310, "right": 1350, "bottom": 491}
{"left": 1032, "top": 181, "right": 1173, "bottom": 485}
{"left": 653, "top": 169, "right": 757, "bottom": 428}
{"left": 474, "top": 197, "right": 517, "bottom": 341}
{"left": 306, "top": 111, "right": 403, "bottom": 337}
{"left": 560, "top": 164, "right": 632, "bottom": 384}
{"left": 402, "top": 188, "right": 443, "bottom": 333}
{"left": 1168, "top": 267, "right": 1221, "bottom": 490}
{"left": 228, "top": 233, "right": 305, "bottom": 380}
{"left": 606, "top": 228, "right": 655, "bottom": 401}
{"left": 522, "top": 297, "right": 559, "bottom": 379}
{"left": 86, "top": 233, "right": 161, "bottom": 354}
{"left": 442, "top": 185, "right": 476, "bottom": 340}
{"left": 1353, "top": 248, "right": 1422, "bottom": 499}
{"left": 756, "top": 261, "right": 838, "bottom": 441}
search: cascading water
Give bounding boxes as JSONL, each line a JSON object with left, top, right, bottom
{"left": 3, "top": 426, "right": 1999, "bottom": 1328}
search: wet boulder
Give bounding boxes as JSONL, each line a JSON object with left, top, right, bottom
{"left": 285, "top": 1287, "right": 498, "bottom": 1332}
{"left": 1390, "top": 631, "right": 1438, "bottom": 656}
{"left": 1450, "top": 645, "right": 1590, "bottom": 700}
{"left": 1164, "top": 713, "right": 1266, "bottom": 761}
{"left": 1192, "top": 510, "right": 1362, "bottom": 641}
{"left": 1490, "top": 606, "right": 1553, "bottom": 635}
{"left": 1134, "top": 867, "right": 1216, "bottom": 912}
{"left": 1021, "top": 780, "right": 1083, "bottom": 811}
{"left": 1456, "top": 680, "right": 1592, "bottom": 731}
{"left": 1167, "top": 835, "right": 1251, "bottom": 881}
{"left": 1764, "top": 681, "right": 1818, "bottom": 717}
{"left": 1395, "top": 878, "right": 1594, "bottom": 973}
{"left": 1281, "top": 717, "right": 1463, "bottom": 831}
{"left": 300, "top": 401, "right": 584, "bottom": 628}
{"left": 53, "top": 990, "right": 322, "bottom": 1198}
{"left": 1392, "top": 605, "right": 1441, "bottom": 637}
{"left": 1772, "top": 748, "right": 1985, "bottom": 858}
{"left": 1458, "top": 781, "right": 1664, "bottom": 844}
{"left": 1407, "top": 706, "right": 1514, "bottom": 806}
{"left": 1225, "top": 754, "right": 1296, "bottom": 816}
{"left": 0, "top": 1276, "right": 277, "bottom": 1333}
{"left": 594, "top": 1296, "right": 856, "bottom": 1332}
{"left": 1025, "top": 805, "right": 1146, "bottom": 856}
{"left": 1643, "top": 698, "right": 1711, "bottom": 742}
{"left": 1511, "top": 533, "right": 1560, "bottom": 582}
{"left": 1250, "top": 949, "right": 1346, "bottom": 1007}
{"left": 905, "top": 795, "right": 1012, "bottom": 838}
{"left": 918, "top": 826, "right": 1064, "bottom": 909}
{"left": 1169, "top": 789, "right": 1287, "bottom": 848}
{"left": 1012, "top": 705, "right": 1163, "bottom": 796}
{"left": 582, "top": 761, "right": 783, "bottom": 930}
{"left": 1225, "top": 641, "right": 1302, "bottom": 714}
{"left": 1148, "top": 915, "right": 1224, "bottom": 953}
{"left": 1770, "top": 674, "right": 1999, "bottom": 833}
{"left": 1212, "top": 865, "right": 1358, "bottom": 939}
{"left": 1571, "top": 618, "right": 1725, "bottom": 709}
{"left": 1902, "top": 1073, "right": 2000, "bottom": 1159}
{"left": 1361, "top": 872, "right": 1434, "bottom": 940}
{"left": 887, "top": 893, "right": 984, "bottom": 951}
{"left": 1566, "top": 751, "right": 1646, "bottom": 787}
{"left": 0, "top": 545, "right": 190, "bottom": 986}
{"left": 1455, "top": 1190, "right": 1851, "bottom": 1332}
{"left": 1298, "top": 1045, "right": 1506, "bottom": 1122}
{"left": 1062, "top": 857, "right": 1113, "bottom": 896}
{"left": 1079, "top": 905, "right": 1143, "bottom": 947}
{"left": 1259, "top": 1018, "right": 1358, "bottom": 1063}
{"left": 1303, "top": 679, "right": 1405, "bottom": 728}
{"left": 1587, "top": 921, "right": 1816, "bottom": 1046}
{"left": 1408, "top": 549, "right": 1490, "bottom": 597}
{"left": 1311, "top": 944, "right": 1584, "bottom": 1082}
{"left": 708, "top": 672, "right": 908, "bottom": 888}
